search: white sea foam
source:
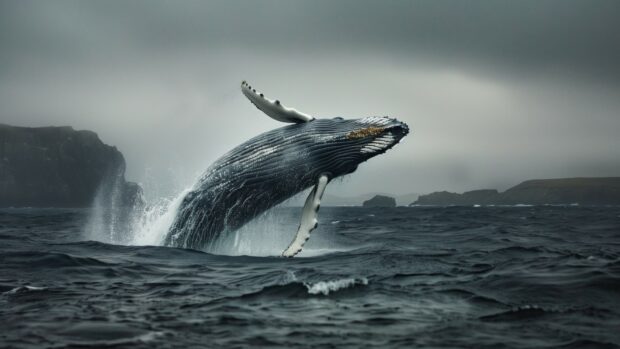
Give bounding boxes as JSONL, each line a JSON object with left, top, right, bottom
{"left": 297, "top": 247, "right": 353, "bottom": 257}
{"left": 3, "top": 286, "right": 46, "bottom": 295}
{"left": 304, "top": 277, "right": 368, "bottom": 295}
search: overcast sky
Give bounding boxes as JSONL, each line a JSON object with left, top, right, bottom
{"left": 1, "top": 0, "right": 619, "bottom": 198}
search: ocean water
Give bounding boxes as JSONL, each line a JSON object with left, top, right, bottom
{"left": 1, "top": 206, "right": 619, "bottom": 348}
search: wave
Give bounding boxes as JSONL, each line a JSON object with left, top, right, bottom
{"left": 479, "top": 304, "right": 549, "bottom": 321}
{"left": 1, "top": 251, "right": 111, "bottom": 268}
{"left": 56, "top": 321, "right": 164, "bottom": 346}
{"left": 2, "top": 285, "right": 47, "bottom": 295}
{"left": 195, "top": 277, "right": 371, "bottom": 305}
{"left": 552, "top": 339, "right": 620, "bottom": 349}
{"left": 479, "top": 305, "right": 612, "bottom": 322}
{"left": 437, "top": 288, "right": 508, "bottom": 307}
{"left": 304, "top": 277, "right": 369, "bottom": 295}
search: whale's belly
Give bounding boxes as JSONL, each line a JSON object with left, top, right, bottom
{"left": 164, "top": 168, "right": 312, "bottom": 250}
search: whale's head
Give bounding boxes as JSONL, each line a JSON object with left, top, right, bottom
{"left": 238, "top": 81, "right": 409, "bottom": 183}
{"left": 299, "top": 116, "right": 409, "bottom": 178}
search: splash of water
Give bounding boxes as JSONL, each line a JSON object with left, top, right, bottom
{"left": 129, "top": 189, "right": 191, "bottom": 246}
{"left": 87, "top": 179, "right": 341, "bottom": 257}
{"left": 86, "top": 181, "right": 190, "bottom": 247}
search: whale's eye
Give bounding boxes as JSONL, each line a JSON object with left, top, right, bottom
{"left": 346, "top": 126, "right": 385, "bottom": 140}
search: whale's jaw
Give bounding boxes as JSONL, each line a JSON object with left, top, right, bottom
{"left": 356, "top": 118, "right": 409, "bottom": 159}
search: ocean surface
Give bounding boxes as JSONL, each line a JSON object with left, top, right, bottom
{"left": 1, "top": 206, "right": 619, "bottom": 348}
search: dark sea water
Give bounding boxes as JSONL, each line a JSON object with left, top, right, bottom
{"left": 1, "top": 206, "right": 619, "bottom": 348}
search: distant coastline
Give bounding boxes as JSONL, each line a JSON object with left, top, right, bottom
{"left": 412, "top": 177, "right": 620, "bottom": 206}
{"left": 3, "top": 124, "right": 619, "bottom": 208}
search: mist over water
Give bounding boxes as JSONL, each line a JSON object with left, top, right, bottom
{"left": 85, "top": 167, "right": 137, "bottom": 245}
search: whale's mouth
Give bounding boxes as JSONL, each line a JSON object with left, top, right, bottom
{"left": 360, "top": 131, "right": 397, "bottom": 154}
{"left": 359, "top": 121, "right": 409, "bottom": 156}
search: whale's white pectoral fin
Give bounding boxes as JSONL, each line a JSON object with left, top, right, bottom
{"left": 282, "top": 175, "right": 329, "bottom": 257}
{"left": 241, "top": 81, "right": 314, "bottom": 124}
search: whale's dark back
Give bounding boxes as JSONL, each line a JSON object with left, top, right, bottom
{"left": 164, "top": 117, "right": 408, "bottom": 250}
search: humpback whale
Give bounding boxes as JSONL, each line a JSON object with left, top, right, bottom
{"left": 164, "top": 81, "right": 409, "bottom": 257}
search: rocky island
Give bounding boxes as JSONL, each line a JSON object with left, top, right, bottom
{"left": 0, "top": 124, "right": 141, "bottom": 208}
{"left": 413, "top": 177, "right": 620, "bottom": 206}
{"left": 363, "top": 195, "right": 397, "bottom": 207}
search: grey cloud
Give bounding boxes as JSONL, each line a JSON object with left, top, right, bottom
{"left": 2, "top": 1, "right": 619, "bottom": 80}
{"left": 0, "top": 1, "right": 619, "bottom": 198}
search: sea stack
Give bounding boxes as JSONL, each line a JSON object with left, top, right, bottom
{"left": 363, "top": 195, "right": 397, "bottom": 207}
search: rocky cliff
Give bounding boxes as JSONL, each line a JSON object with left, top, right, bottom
{"left": 413, "top": 189, "right": 499, "bottom": 206}
{"left": 499, "top": 178, "right": 620, "bottom": 205}
{"left": 0, "top": 124, "right": 141, "bottom": 207}
{"left": 413, "top": 178, "right": 620, "bottom": 206}
{"left": 363, "top": 195, "right": 397, "bottom": 207}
